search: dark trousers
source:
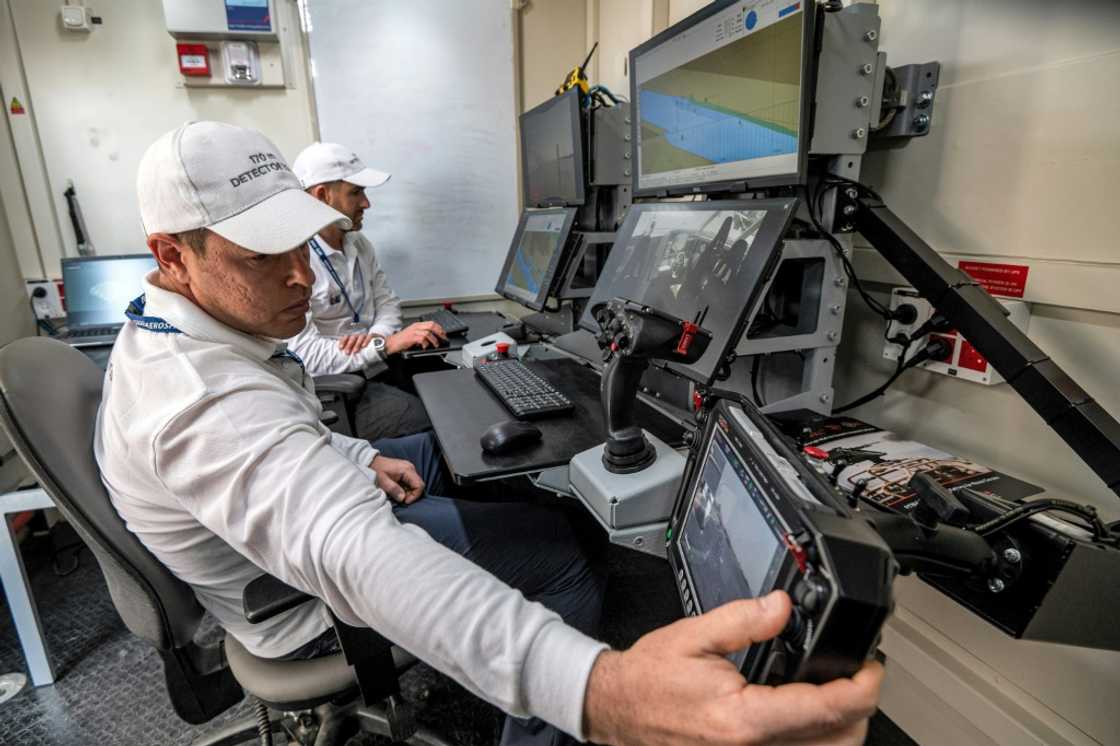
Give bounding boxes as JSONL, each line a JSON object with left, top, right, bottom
{"left": 353, "top": 381, "right": 432, "bottom": 442}
{"left": 288, "top": 433, "right": 604, "bottom": 745}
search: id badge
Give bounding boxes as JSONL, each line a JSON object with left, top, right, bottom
{"left": 343, "top": 319, "right": 367, "bottom": 335}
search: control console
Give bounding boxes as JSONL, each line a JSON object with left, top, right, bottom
{"left": 668, "top": 397, "right": 896, "bottom": 684}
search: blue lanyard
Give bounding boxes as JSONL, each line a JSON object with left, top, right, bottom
{"left": 309, "top": 237, "right": 365, "bottom": 324}
{"left": 125, "top": 294, "right": 182, "bottom": 333}
{"left": 124, "top": 294, "right": 306, "bottom": 379}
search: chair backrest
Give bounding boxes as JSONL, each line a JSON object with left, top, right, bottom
{"left": 0, "top": 337, "right": 241, "bottom": 722}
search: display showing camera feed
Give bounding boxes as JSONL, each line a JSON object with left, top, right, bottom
{"left": 580, "top": 201, "right": 790, "bottom": 383}
{"left": 680, "top": 426, "right": 785, "bottom": 663}
{"left": 63, "top": 255, "right": 157, "bottom": 327}
{"left": 633, "top": 1, "right": 805, "bottom": 192}
{"left": 498, "top": 211, "right": 569, "bottom": 306}
{"left": 521, "top": 88, "right": 584, "bottom": 207}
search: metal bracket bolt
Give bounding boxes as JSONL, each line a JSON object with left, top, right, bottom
{"left": 864, "top": 29, "right": 878, "bottom": 42}
{"left": 916, "top": 90, "right": 934, "bottom": 108}
{"left": 860, "top": 63, "right": 874, "bottom": 76}
{"left": 912, "top": 113, "right": 930, "bottom": 132}
{"left": 856, "top": 95, "right": 870, "bottom": 108}
{"left": 988, "top": 578, "right": 1006, "bottom": 594}
{"left": 851, "top": 127, "right": 866, "bottom": 140}
{"left": 1003, "top": 547, "right": 1022, "bottom": 564}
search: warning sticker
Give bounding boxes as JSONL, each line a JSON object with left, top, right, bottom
{"left": 9, "top": 97, "right": 25, "bottom": 115}
{"left": 958, "top": 260, "right": 1029, "bottom": 298}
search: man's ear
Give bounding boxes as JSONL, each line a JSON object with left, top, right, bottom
{"left": 308, "top": 183, "right": 330, "bottom": 204}
{"left": 148, "top": 233, "right": 191, "bottom": 285}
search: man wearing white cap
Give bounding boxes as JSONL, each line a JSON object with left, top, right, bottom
{"left": 288, "top": 141, "right": 439, "bottom": 441}
{"left": 95, "top": 121, "right": 883, "bottom": 746}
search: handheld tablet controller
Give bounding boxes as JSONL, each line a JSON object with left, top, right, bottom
{"left": 668, "top": 397, "right": 896, "bottom": 684}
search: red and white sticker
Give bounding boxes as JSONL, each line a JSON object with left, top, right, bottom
{"left": 958, "top": 260, "right": 1030, "bottom": 298}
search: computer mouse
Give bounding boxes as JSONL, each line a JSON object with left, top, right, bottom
{"left": 480, "top": 420, "right": 542, "bottom": 455}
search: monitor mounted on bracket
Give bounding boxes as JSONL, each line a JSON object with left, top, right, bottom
{"left": 495, "top": 207, "right": 579, "bottom": 312}
{"left": 520, "top": 88, "right": 587, "bottom": 208}
{"left": 579, "top": 198, "right": 796, "bottom": 386}
{"left": 629, "top": 0, "right": 815, "bottom": 197}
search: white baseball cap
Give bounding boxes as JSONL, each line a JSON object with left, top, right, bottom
{"left": 137, "top": 121, "right": 351, "bottom": 255}
{"left": 292, "top": 142, "right": 391, "bottom": 190}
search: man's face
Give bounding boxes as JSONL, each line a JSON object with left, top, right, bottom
{"left": 324, "top": 181, "right": 371, "bottom": 231}
{"left": 176, "top": 232, "right": 315, "bottom": 339}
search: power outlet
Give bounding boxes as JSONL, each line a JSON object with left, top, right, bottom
{"left": 882, "top": 286, "right": 1032, "bottom": 385}
{"left": 25, "top": 280, "right": 65, "bottom": 320}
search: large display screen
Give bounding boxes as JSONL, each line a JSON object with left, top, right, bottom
{"left": 680, "top": 426, "right": 786, "bottom": 662}
{"left": 520, "top": 88, "right": 585, "bottom": 207}
{"left": 579, "top": 199, "right": 794, "bottom": 384}
{"left": 63, "top": 255, "right": 157, "bottom": 328}
{"left": 496, "top": 208, "right": 576, "bottom": 310}
{"left": 632, "top": 0, "right": 807, "bottom": 194}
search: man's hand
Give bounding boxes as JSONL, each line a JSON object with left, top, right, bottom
{"left": 583, "top": 591, "right": 883, "bottom": 746}
{"left": 338, "top": 333, "right": 375, "bottom": 356}
{"left": 370, "top": 454, "right": 425, "bottom": 504}
{"left": 385, "top": 321, "right": 447, "bottom": 355}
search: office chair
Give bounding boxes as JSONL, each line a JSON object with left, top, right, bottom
{"left": 0, "top": 337, "right": 453, "bottom": 746}
{"left": 313, "top": 373, "right": 366, "bottom": 437}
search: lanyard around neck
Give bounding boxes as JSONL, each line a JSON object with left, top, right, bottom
{"left": 309, "top": 237, "right": 365, "bottom": 324}
{"left": 124, "top": 293, "right": 307, "bottom": 382}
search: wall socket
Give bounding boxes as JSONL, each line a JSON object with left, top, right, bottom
{"left": 25, "top": 280, "right": 65, "bottom": 320}
{"left": 883, "top": 286, "right": 1032, "bottom": 386}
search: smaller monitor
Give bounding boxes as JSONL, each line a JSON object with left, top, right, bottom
{"left": 579, "top": 198, "right": 795, "bottom": 385}
{"left": 495, "top": 207, "right": 578, "bottom": 311}
{"left": 62, "top": 254, "right": 157, "bottom": 328}
{"left": 520, "top": 88, "right": 586, "bottom": 207}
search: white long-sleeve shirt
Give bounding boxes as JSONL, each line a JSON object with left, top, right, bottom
{"left": 287, "top": 230, "right": 403, "bottom": 376}
{"left": 94, "top": 274, "right": 605, "bottom": 738}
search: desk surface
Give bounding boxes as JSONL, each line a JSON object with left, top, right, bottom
{"left": 415, "top": 358, "right": 686, "bottom": 484}
{"left": 400, "top": 311, "right": 509, "bottom": 359}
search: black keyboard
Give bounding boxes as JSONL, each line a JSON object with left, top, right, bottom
{"left": 421, "top": 309, "right": 469, "bottom": 336}
{"left": 68, "top": 326, "right": 117, "bottom": 338}
{"left": 475, "top": 359, "right": 574, "bottom": 419}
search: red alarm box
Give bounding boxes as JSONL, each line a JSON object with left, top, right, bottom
{"left": 176, "top": 43, "right": 211, "bottom": 77}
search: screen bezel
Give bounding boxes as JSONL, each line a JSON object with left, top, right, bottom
{"left": 669, "top": 400, "right": 799, "bottom": 671}
{"left": 62, "top": 253, "right": 157, "bottom": 328}
{"left": 577, "top": 198, "right": 795, "bottom": 386}
{"left": 494, "top": 207, "right": 579, "bottom": 312}
{"left": 628, "top": 0, "right": 817, "bottom": 198}
{"left": 519, "top": 87, "right": 587, "bottom": 208}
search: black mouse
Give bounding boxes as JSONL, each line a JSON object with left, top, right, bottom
{"left": 480, "top": 420, "right": 542, "bottom": 455}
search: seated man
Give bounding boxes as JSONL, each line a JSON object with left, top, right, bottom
{"left": 96, "top": 121, "right": 882, "bottom": 746}
{"left": 288, "top": 141, "right": 444, "bottom": 441}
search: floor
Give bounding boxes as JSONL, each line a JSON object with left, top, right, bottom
{"left": 0, "top": 521, "right": 918, "bottom": 745}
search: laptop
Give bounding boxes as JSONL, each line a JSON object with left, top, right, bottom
{"left": 58, "top": 254, "right": 157, "bottom": 348}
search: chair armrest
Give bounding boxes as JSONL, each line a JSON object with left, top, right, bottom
{"left": 314, "top": 373, "right": 366, "bottom": 398}
{"left": 243, "top": 574, "right": 315, "bottom": 624}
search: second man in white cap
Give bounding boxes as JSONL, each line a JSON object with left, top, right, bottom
{"left": 288, "top": 141, "right": 443, "bottom": 441}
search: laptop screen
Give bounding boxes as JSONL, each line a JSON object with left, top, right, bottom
{"left": 62, "top": 255, "right": 157, "bottom": 328}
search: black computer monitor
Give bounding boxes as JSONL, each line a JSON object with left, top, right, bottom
{"left": 62, "top": 254, "right": 157, "bottom": 327}
{"left": 495, "top": 207, "right": 578, "bottom": 311}
{"left": 579, "top": 198, "right": 796, "bottom": 385}
{"left": 520, "top": 88, "right": 586, "bottom": 207}
{"left": 629, "top": 0, "right": 815, "bottom": 197}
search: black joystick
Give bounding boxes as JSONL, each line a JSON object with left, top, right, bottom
{"left": 592, "top": 298, "right": 712, "bottom": 474}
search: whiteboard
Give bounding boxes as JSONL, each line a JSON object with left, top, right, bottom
{"left": 305, "top": 0, "right": 519, "bottom": 301}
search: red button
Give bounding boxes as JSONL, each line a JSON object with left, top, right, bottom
{"left": 803, "top": 446, "right": 829, "bottom": 461}
{"left": 785, "top": 534, "right": 808, "bottom": 574}
{"left": 496, "top": 342, "right": 510, "bottom": 355}
{"left": 691, "top": 391, "right": 703, "bottom": 411}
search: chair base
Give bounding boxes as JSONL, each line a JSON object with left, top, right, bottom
{"left": 191, "top": 700, "right": 457, "bottom": 746}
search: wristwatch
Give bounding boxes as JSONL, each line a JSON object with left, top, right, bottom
{"left": 368, "top": 334, "right": 387, "bottom": 360}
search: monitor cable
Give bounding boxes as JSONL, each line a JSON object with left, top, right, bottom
{"left": 833, "top": 334, "right": 951, "bottom": 414}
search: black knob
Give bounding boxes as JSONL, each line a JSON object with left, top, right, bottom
{"left": 781, "top": 608, "right": 807, "bottom": 647}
